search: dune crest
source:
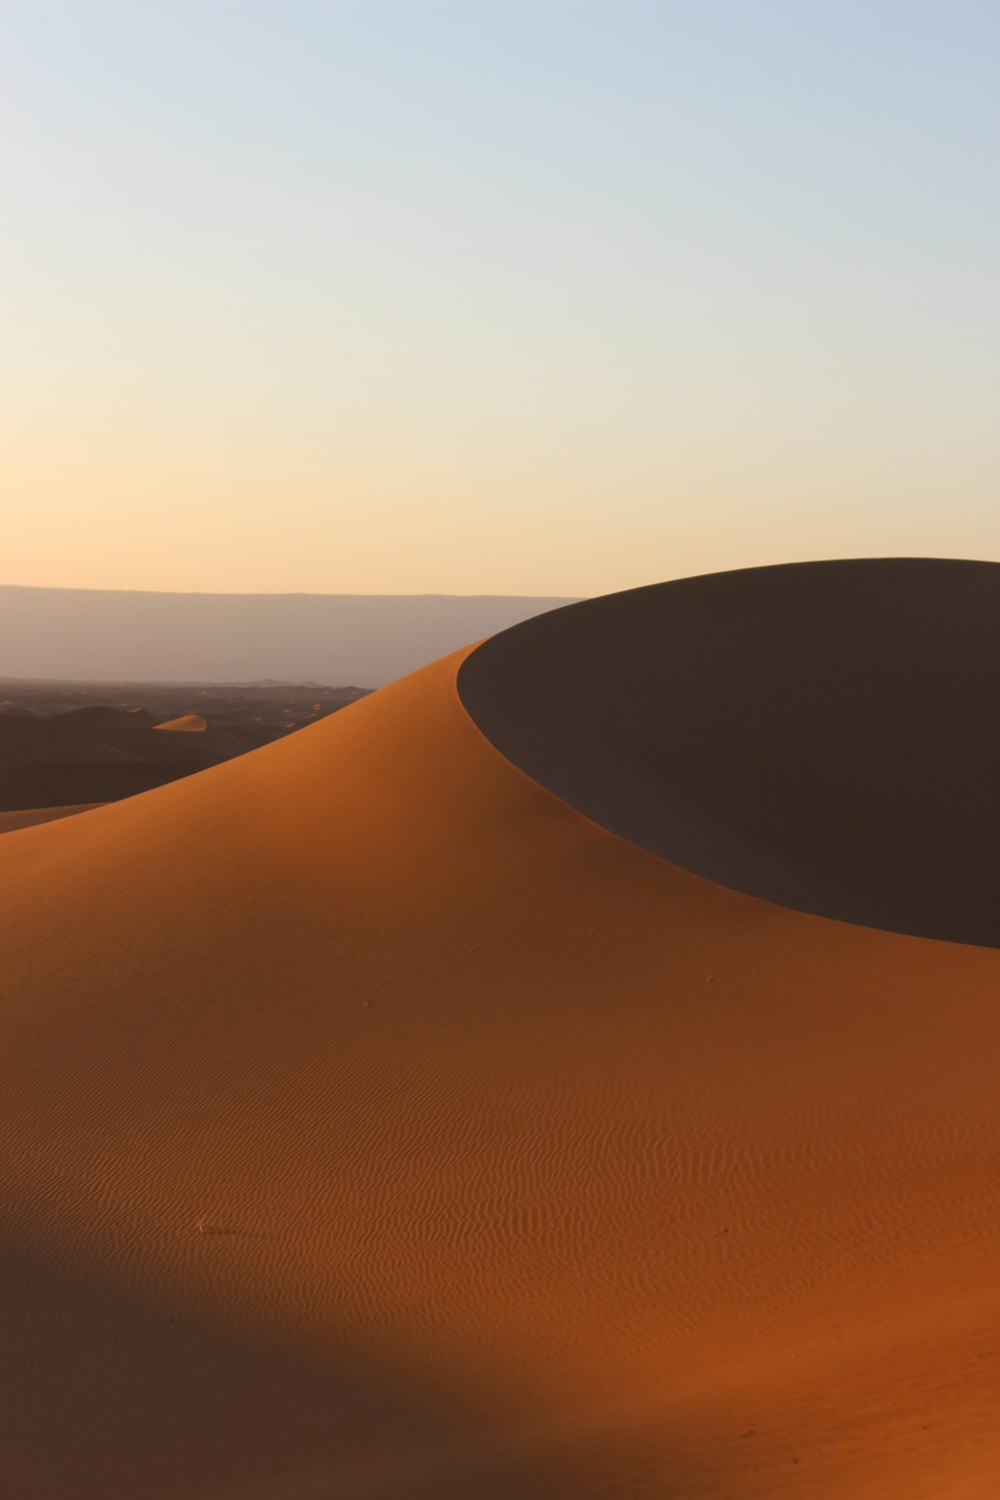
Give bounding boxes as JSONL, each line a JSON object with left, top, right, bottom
{"left": 2, "top": 562, "right": 1000, "bottom": 1497}
{"left": 459, "top": 557, "right": 1000, "bottom": 947}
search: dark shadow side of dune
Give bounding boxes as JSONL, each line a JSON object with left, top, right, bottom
{"left": 457, "top": 558, "right": 1000, "bottom": 949}
{"left": 0, "top": 1230, "right": 630, "bottom": 1500}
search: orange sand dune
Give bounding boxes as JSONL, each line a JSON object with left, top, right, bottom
{"left": 153, "top": 712, "right": 208, "bottom": 733}
{"left": 2, "top": 559, "right": 1000, "bottom": 1498}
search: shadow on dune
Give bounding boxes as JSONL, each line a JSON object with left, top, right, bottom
{"left": 0, "top": 1229, "right": 670, "bottom": 1500}
{"left": 459, "top": 557, "right": 1000, "bottom": 948}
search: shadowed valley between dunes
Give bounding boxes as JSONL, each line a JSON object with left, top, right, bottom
{"left": 0, "top": 680, "right": 370, "bottom": 827}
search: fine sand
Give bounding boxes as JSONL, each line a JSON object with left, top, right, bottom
{"left": 2, "top": 559, "right": 1000, "bottom": 1497}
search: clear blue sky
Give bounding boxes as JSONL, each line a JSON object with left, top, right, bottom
{"left": 3, "top": 2, "right": 998, "bottom": 595}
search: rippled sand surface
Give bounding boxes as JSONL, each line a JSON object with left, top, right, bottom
{"left": 4, "top": 562, "right": 1000, "bottom": 1497}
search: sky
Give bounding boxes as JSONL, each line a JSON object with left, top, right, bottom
{"left": 3, "top": 1, "right": 998, "bottom": 598}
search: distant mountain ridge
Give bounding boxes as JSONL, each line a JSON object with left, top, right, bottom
{"left": 0, "top": 587, "right": 576, "bottom": 686}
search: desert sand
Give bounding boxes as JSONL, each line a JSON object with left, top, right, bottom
{"left": 2, "top": 558, "right": 999, "bottom": 1498}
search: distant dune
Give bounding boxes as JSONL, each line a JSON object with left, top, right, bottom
{"left": 153, "top": 713, "right": 207, "bottom": 733}
{"left": 0, "top": 803, "right": 98, "bottom": 835}
{"left": 0, "top": 681, "right": 365, "bottom": 812}
{"left": 2, "top": 559, "right": 1000, "bottom": 1498}
{"left": 0, "top": 587, "right": 575, "bottom": 686}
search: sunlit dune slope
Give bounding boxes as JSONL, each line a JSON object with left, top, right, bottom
{"left": 2, "top": 559, "right": 1000, "bottom": 1499}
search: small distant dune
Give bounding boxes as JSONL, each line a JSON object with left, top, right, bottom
{"left": 2, "top": 559, "right": 1000, "bottom": 1498}
{"left": 154, "top": 713, "right": 207, "bottom": 732}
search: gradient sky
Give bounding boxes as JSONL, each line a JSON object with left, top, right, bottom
{"left": 3, "top": 1, "right": 998, "bottom": 597}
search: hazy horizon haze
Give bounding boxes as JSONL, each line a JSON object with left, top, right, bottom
{"left": 0, "top": 585, "right": 576, "bottom": 684}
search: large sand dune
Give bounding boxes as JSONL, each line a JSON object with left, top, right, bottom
{"left": 459, "top": 557, "right": 1000, "bottom": 946}
{"left": 2, "top": 558, "right": 1000, "bottom": 1497}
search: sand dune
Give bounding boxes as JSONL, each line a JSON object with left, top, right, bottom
{"left": 153, "top": 712, "right": 208, "bottom": 733}
{"left": 459, "top": 557, "right": 1000, "bottom": 947}
{"left": 2, "top": 559, "right": 1000, "bottom": 1497}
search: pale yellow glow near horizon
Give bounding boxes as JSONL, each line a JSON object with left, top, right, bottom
{"left": 4, "top": 2, "right": 998, "bottom": 596}
{"left": 6, "top": 412, "right": 997, "bottom": 599}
